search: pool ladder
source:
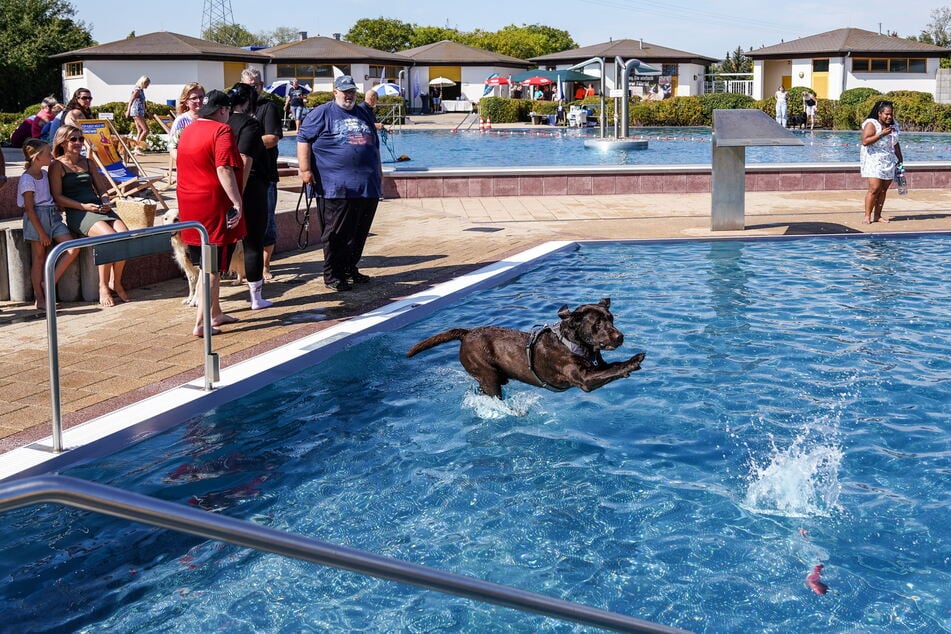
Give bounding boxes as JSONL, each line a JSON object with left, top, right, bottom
{"left": 0, "top": 475, "right": 691, "bottom": 634}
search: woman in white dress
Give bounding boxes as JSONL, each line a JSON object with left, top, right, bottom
{"left": 860, "top": 100, "right": 903, "bottom": 224}
{"left": 774, "top": 86, "right": 787, "bottom": 127}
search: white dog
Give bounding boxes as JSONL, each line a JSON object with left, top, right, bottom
{"left": 163, "top": 210, "right": 244, "bottom": 307}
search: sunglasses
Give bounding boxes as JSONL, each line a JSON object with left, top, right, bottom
{"left": 186, "top": 95, "right": 204, "bottom": 102}
{"left": 67, "top": 136, "right": 84, "bottom": 143}
{"left": 78, "top": 96, "right": 92, "bottom": 101}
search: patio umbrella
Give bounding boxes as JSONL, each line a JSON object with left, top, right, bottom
{"left": 264, "top": 80, "right": 312, "bottom": 97}
{"left": 372, "top": 83, "right": 402, "bottom": 96}
{"left": 520, "top": 76, "right": 553, "bottom": 86}
{"left": 484, "top": 75, "right": 510, "bottom": 86}
{"left": 429, "top": 77, "right": 456, "bottom": 87}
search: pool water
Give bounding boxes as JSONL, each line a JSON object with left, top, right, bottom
{"left": 279, "top": 127, "right": 951, "bottom": 167}
{"left": 3, "top": 236, "right": 949, "bottom": 632}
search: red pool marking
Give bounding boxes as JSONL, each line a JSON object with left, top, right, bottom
{"left": 807, "top": 564, "right": 828, "bottom": 595}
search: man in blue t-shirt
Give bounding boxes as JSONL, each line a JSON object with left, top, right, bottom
{"left": 296, "top": 75, "right": 381, "bottom": 291}
{"left": 285, "top": 79, "right": 307, "bottom": 131}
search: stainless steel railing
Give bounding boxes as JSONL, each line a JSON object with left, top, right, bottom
{"left": 0, "top": 475, "right": 691, "bottom": 634}
{"left": 44, "top": 222, "right": 218, "bottom": 452}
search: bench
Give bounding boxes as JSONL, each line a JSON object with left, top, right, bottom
{"left": 711, "top": 109, "right": 804, "bottom": 231}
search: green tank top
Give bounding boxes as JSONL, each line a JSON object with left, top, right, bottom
{"left": 60, "top": 166, "right": 99, "bottom": 205}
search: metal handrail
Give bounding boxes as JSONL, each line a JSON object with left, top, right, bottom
{"left": 0, "top": 475, "right": 691, "bottom": 634}
{"left": 44, "top": 222, "right": 218, "bottom": 452}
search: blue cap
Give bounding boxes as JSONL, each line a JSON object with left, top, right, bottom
{"left": 334, "top": 75, "right": 357, "bottom": 91}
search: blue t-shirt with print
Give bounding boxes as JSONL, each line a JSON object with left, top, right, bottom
{"left": 297, "top": 100, "right": 380, "bottom": 199}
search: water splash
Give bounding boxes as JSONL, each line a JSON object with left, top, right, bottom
{"left": 461, "top": 391, "right": 541, "bottom": 419}
{"left": 743, "top": 434, "right": 843, "bottom": 518}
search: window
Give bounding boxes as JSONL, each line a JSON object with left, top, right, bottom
{"left": 813, "top": 59, "right": 829, "bottom": 72}
{"left": 65, "top": 62, "right": 83, "bottom": 78}
{"left": 368, "top": 65, "right": 402, "bottom": 80}
{"left": 852, "top": 57, "right": 928, "bottom": 73}
{"left": 274, "top": 63, "right": 351, "bottom": 80}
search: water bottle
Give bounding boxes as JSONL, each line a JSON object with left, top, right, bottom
{"left": 895, "top": 163, "right": 908, "bottom": 195}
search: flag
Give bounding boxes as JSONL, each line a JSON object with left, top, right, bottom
{"left": 412, "top": 70, "right": 420, "bottom": 99}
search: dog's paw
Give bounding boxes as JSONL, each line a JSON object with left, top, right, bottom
{"left": 626, "top": 352, "right": 646, "bottom": 372}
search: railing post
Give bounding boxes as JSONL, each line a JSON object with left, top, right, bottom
{"left": 44, "top": 222, "right": 213, "bottom": 452}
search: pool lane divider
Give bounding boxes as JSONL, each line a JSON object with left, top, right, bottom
{"left": 0, "top": 241, "right": 578, "bottom": 482}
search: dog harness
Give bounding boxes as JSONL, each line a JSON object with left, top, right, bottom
{"left": 526, "top": 323, "right": 599, "bottom": 392}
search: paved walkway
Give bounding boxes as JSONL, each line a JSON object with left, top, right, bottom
{"left": 1, "top": 142, "right": 949, "bottom": 454}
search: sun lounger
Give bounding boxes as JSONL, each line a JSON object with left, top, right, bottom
{"left": 76, "top": 119, "right": 168, "bottom": 210}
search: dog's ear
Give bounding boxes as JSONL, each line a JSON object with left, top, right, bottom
{"left": 599, "top": 298, "right": 611, "bottom": 309}
{"left": 557, "top": 305, "right": 571, "bottom": 319}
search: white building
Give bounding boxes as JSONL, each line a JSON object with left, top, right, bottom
{"left": 748, "top": 28, "right": 951, "bottom": 101}
{"left": 51, "top": 32, "right": 267, "bottom": 107}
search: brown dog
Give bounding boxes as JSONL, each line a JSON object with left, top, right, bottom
{"left": 407, "top": 298, "right": 645, "bottom": 398}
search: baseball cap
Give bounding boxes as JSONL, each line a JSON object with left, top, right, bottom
{"left": 333, "top": 75, "right": 357, "bottom": 91}
{"left": 198, "top": 89, "right": 231, "bottom": 117}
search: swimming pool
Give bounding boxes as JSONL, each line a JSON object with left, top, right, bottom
{"left": 279, "top": 127, "right": 951, "bottom": 168}
{"left": 2, "top": 235, "right": 948, "bottom": 632}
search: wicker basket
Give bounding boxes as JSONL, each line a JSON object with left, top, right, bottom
{"left": 114, "top": 197, "right": 157, "bottom": 229}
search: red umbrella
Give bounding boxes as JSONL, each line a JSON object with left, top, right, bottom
{"left": 485, "top": 76, "right": 511, "bottom": 86}
{"left": 520, "top": 76, "right": 553, "bottom": 86}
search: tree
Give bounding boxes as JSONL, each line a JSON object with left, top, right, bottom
{"left": 257, "top": 26, "right": 302, "bottom": 48}
{"left": 712, "top": 46, "right": 752, "bottom": 74}
{"left": 408, "top": 26, "right": 462, "bottom": 48}
{"left": 0, "top": 0, "right": 95, "bottom": 111}
{"left": 345, "top": 17, "right": 413, "bottom": 52}
{"left": 913, "top": 6, "right": 951, "bottom": 47}
{"left": 201, "top": 22, "right": 258, "bottom": 47}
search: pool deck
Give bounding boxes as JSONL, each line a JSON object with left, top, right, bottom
{"left": 2, "top": 113, "right": 950, "bottom": 456}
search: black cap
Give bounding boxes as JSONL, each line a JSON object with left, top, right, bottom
{"left": 198, "top": 89, "right": 231, "bottom": 117}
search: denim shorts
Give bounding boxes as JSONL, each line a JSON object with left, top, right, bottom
{"left": 291, "top": 106, "right": 306, "bottom": 121}
{"left": 23, "top": 205, "right": 71, "bottom": 242}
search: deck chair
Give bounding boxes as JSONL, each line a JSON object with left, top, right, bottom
{"left": 152, "top": 113, "right": 176, "bottom": 189}
{"left": 76, "top": 119, "right": 168, "bottom": 210}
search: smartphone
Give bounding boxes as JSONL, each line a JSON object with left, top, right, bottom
{"left": 227, "top": 208, "right": 238, "bottom": 223}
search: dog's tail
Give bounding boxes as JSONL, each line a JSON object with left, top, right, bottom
{"left": 406, "top": 329, "right": 470, "bottom": 357}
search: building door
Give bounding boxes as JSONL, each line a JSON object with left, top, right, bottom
{"left": 223, "top": 62, "right": 244, "bottom": 91}
{"left": 782, "top": 75, "right": 791, "bottom": 90}
{"left": 812, "top": 59, "right": 829, "bottom": 98}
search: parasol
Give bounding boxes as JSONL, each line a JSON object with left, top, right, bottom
{"left": 264, "top": 80, "right": 312, "bottom": 97}
{"left": 429, "top": 77, "right": 457, "bottom": 87}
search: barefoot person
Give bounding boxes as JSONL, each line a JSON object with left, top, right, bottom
{"left": 49, "top": 125, "right": 130, "bottom": 307}
{"left": 860, "top": 100, "right": 903, "bottom": 225}
{"left": 18, "top": 139, "right": 80, "bottom": 310}
{"left": 175, "top": 90, "right": 245, "bottom": 336}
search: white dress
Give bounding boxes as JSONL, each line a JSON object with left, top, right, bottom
{"left": 860, "top": 118, "right": 899, "bottom": 179}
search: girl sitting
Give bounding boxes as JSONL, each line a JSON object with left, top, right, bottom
{"left": 17, "top": 139, "right": 80, "bottom": 311}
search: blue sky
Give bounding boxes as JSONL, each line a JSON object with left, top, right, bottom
{"left": 72, "top": 1, "right": 940, "bottom": 59}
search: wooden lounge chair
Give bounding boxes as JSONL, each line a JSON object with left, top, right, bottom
{"left": 152, "top": 113, "right": 176, "bottom": 189}
{"left": 76, "top": 118, "right": 168, "bottom": 210}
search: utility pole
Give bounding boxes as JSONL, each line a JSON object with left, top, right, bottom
{"left": 201, "top": 0, "right": 238, "bottom": 45}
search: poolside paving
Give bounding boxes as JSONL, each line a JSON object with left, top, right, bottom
{"left": 2, "top": 121, "right": 950, "bottom": 454}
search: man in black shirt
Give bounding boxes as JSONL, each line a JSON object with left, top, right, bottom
{"left": 242, "top": 68, "right": 283, "bottom": 280}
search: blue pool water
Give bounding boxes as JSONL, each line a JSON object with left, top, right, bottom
{"left": 279, "top": 127, "right": 951, "bottom": 167}
{"left": 3, "top": 235, "right": 949, "bottom": 632}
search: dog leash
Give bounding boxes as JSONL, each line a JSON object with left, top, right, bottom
{"left": 296, "top": 184, "right": 317, "bottom": 250}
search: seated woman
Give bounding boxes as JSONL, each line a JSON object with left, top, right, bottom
{"left": 49, "top": 125, "right": 131, "bottom": 307}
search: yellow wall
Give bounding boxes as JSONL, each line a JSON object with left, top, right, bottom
{"left": 223, "top": 62, "right": 244, "bottom": 89}
{"left": 428, "top": 66, "right": 461, "bottom": 82}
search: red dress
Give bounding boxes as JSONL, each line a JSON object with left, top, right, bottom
{"left": 175, "top": 118, "right": 246, "bottom": 247}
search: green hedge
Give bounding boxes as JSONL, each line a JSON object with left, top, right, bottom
{"left": 834, "top": 88, "right": 882, "bottom": 129}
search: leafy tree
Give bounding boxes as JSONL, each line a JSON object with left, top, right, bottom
{"left": 345, "top": 17, "right": 413, "bottom": 52}
{"left": 409, "top": 26, "right": 462, "bottom": 48}
{"left": 711, "top": 46, "right": 753, "bottom": 74}
{"left": 0, "top": 0, "right": 95, "bottom": 111}
{"left": 201, "top": 22, "right": 258, "bottom": 47}
{"left": 465, "top": 24, "right": 575, "bottom": 59}
{"left": 257, "top": 26, "right": 302, "bottom": 48}
{"left": 911, "top": 6, "right": 951, "bottom": 47}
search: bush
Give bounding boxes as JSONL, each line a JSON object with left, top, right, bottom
{"left": 479, "top": 96, "right": 533, "bottom": 123}
{"left": 696, "top": 93, "right": 757, "bottom": 120}
{"left": 852, "top": 91, "right": 938, "bottom": 131}
{"left": 834, "top": 87, "right": 881, "bottom": 129}
{"left": 630, "top": 96, "right": 706, "bottom": 126}
{"left": 305, "top": 91, "right": 334, "bottom": 108}
{"left": 95, "top": 100, "right": 174, "bottom": 134}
